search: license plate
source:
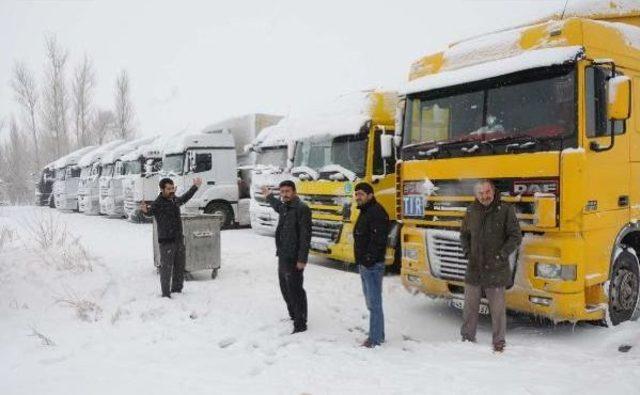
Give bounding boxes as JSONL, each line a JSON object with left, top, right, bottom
{"left": 403, "top": 195, "right": 425, "bottom": 217}
{"left": 449, "top": 299, "right": 490, "bottom": 315}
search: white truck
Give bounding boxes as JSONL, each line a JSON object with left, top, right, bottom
{"left": 100, "top": 136, "right": 157, "bottom": 218}
{"left": 122, "top": 139, "right": 165, "bottom": 222}
{"left": 248, "top": 123, "right": 296, "bottom": 235}
{"left": 52, "top": 145, "right": 97, "bottom": 211}
{"left": 77, "top": 140, "right": 125, "bottom": 215}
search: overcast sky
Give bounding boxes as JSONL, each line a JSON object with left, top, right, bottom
{"left": 0, "top": 0, "right": 568, "bottom": 139}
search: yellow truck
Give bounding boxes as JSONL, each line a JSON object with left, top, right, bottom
{"left": 289, "top": 90, "right": 401, "bottom": 267}
{"left": 397, "top": 6, "right": 640, "bottom": 324}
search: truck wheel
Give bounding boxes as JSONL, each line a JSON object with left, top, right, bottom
{"left": 211, "top": 268, "right": 219, "bottom": 279}
{"left": 48, "top": 197, "right": 55, "bottom": 208}
{"left": 205, "top": 202, "right": 233, "bottom": 229}
{"left": 608, "top": 250, "right": 640, "bottom": 325}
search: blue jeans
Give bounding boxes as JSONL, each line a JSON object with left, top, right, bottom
{"left": 359, "top": 262, "right": 385, "bottom": 345}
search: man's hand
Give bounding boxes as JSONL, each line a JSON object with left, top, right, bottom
{"left": 296, "top": 262, "right": 306, "bottom": 271}
{"left": 139, "top": 202, "right": 148, "bottom": 214}
{"left": 193, "top": 177, "right": 203, "bottom": 187}
{"left": 261, "top": 186, "right": 272, "bottom": 197}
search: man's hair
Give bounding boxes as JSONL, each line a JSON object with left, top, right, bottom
{"left": 159, "top": 178, "right": 174, "bottom": 190}
{"left": 355, "top": 182, "right": 374, "bottom": 195}
{"left": 474, "top": 179, "right": 495, "bottom": 190}
{"left": 279, "top": 180, "right": 296, "bottom": 191}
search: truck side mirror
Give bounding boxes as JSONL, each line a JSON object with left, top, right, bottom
{"left": 608, "top": 76, "right": 631, "bottom": 121}
{"left": 188, "top": 151, "right": 196, "bottom": 172}
{"left": 287, "top": 141, "right": 296, "bottom": 163}
{"left": 381, "top": 134, "right": 394, "bottom": 159}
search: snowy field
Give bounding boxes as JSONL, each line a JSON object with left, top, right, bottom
{"left": 1, "top": 206, "right": 639, "bottom": 394}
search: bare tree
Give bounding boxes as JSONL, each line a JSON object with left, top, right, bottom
{"left": 41, "top": 35, "right": 70, "bottom": 159}
{"left": 11, "top": 62, "right": 42, "bottom": 170}
{"left": 4, "top": 117, "right": 30, "bottom": 203}
{"left": 113, "top": 69, "right": 135, "bottom": 140}
{"left": 91, "top": 109, "right": 115, "bottom": 144}
{"left": 72, "top": 54, "right": 96, "bottom": 147}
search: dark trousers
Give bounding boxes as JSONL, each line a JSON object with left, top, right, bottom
{"left": 461, "top": 284, "right": 506, "bottom": 346}
{"left": 159, "top": 240, "right": 186, "bottom": 296}
{"left": 278, "top": 258, "right": 307, "bottom": 328}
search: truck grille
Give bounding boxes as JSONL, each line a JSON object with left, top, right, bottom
{"left": 426, "top": 229, "right": 468, "bottom": 282}
{"left": 310, "top": 219, "right": 341, "bottom": 252}
{"left": 99, "top": 186, "right": 109, "bottom": 198}
{"left": 300, "top": 194, "right": 344, "bottom": 216}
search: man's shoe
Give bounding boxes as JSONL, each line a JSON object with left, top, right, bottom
{"left": 361, "top": 339, "right": 373, "bottom": 348}
{"left": 162, "top": 294, "right": 171, "bottom": 299}
{"left": 493, "top": 342, "right": 505, "bottom": 353}
{"left": 292, "top": 325, "right": 307, "bottom": 334}
{"left": 462, "top": 336, "right": 476, "bottom": 343}
{"left": 171, "top": 289, "right": 182, "bottom": 294}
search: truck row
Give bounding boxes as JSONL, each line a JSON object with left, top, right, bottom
{"left": 35, "top": 6, "right": 640, "bottom": 326}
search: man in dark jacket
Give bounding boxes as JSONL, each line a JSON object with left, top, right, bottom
{"left": 140, "top": 177, "right": 201, "bottom": 298}
{"left": 262, "top": 180, "right": 312, "bottom": 334}
{"left": 353, "top": 182, "right": 389, "bottom": 348}
{"left": 460, "top": 179, "right": 522, "bottom": 352}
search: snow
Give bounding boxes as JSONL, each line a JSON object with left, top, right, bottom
{"left": 278, "top": 90, "right": 398, "bottom": 142}
{"left": 609, "top": 21, "right": 640, "bottom": 49}
{"left": 562, "top": 0, "right": 640, "bottom": 18}
{"left": 100, "top": 136, "right": 157, "bottom": 165}
{"left": 52, "top": 145, "right": 98, "bottom": 169}
{"left": 403, "top": 46, "right": 583, "bottom": 95}
{"left": 78, "top": 140, "right": 125, "bottom": 168}
{"left": 251, "top": 123, "right": 290, "bottom": 149}
{"left": 2, "top": 206, "right": 640, "bottom": 394}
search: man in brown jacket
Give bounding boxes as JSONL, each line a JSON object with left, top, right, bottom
{"left": 460, "top": 179, "right": 522, "bottom": 352}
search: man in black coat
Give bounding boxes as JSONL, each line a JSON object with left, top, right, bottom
{"left": 263, "top": 180, "right": 312, "bottom": 334}
{"left": 460, "top": 179, "right": 522, "bottom": 353}
{"left": 353, "top": 182, "right": 389, "bottom": 348}
{"left": 140, "top": 177, "right": 201, "bottom": 298}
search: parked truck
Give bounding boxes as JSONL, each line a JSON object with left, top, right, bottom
{"left": 288, "top": 90, "right": 400, "bottom": 267}
{"left": 52, "top": 145, "right": 97, "bottom": 211}
{"left": 248, "top": 122, "right": 296, "bottom": 235}
{"left": 99, "top": 136, "right": 157, "bottom": 218}
{"left": 77, "top": 140, "right": 125, "bottom": 215}
{"left": 397, "top": 5, "right": 640, "bottom": 324}
{"left": 122, "top": 139, "right": 165, "bottom": 222}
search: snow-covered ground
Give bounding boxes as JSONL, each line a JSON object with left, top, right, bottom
{"left": 1, "top": 206, "right": 639, "bottom": 394}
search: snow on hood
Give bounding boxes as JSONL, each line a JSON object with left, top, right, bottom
{"left": 251, "top": 123, "right": 290, "bottom": 148}
{"left": 78, "top": 140, "right": 125, "bottom": 168}
{"left": 561, "top": 0, "right": 640, "bottom": 18}
{"left": 100, "top": 136, "right": 157, "bottom": 165}
{"left": 403, "top": 46, "right": 583, "bottom": 95}
{"left": 596, "top": 20, "right": 640, "bottom": 49}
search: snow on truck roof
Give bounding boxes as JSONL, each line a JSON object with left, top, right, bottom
{"left": 275, "top": 90, "right": 398, "bottom": 142}
{"left": 403, "top": 45, "right": 583, "bottom": 95}
{"left": 53, "top": 145, "right": 97, "bottom": 169}
{"left": 251, "top": 122, "right": 291, "bottom": 148}
{"left": 77, "top": 140, "right": 125, "bottom": 168}
{"left": 100, "top": 136, "right": 157, "bottom": 165}
{"left": 163, "top": 130, "right": 235, "bottom": 155}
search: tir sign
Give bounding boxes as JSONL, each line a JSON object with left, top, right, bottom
{"left": 512, "top": 180, "right": 558, "bottom": 196}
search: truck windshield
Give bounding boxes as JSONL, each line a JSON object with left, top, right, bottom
{"left": 163, "top": 154, "right": 184, "bottom": 175}
{"left": 256, "top": 146, "right": 288, "bottom": 168}
{"left": 103, "top": 164, "right": 114, "bottom": 177}
{"left": 293, "top": 134, "right": 367, "bottom": 178}
{"left": 403, "top": 66, "right": 576, "bottom": 159}
{"left": 124, "top": 160, "right": 142, "bottom": 175}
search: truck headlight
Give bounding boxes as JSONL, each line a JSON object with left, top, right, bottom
{"left": 403, "top": 248, "right": 419, "bottom": 261}
{"left": 535, "top": 263, "right": 576, "bottom": 280}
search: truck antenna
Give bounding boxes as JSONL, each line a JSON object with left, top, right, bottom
{"left": 560, "top": 0, "right": 569, "bottom": 20}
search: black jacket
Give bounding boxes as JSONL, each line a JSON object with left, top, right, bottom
{"left": 353, "top": 198, "right": 389, "bottom": 267}
{"left": 460, "top": 197, "right": 522, "bottom": 287}
{"left": 267, "top": 194, "right": 312, "bottom": 264}
{"left": 146, "top": 185, "right": 198, "bottom": 243}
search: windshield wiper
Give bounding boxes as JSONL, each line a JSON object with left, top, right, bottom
{"left": 319, "top": 164, "right": 357, "bottom": 182}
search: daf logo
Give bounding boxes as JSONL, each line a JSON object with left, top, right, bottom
{"left": 512, "top": 180, "right": 558, "bottom": 196}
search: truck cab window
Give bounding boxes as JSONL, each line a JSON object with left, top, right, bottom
{"left": 586, "top": 66, "right": 625, "bottom": 138}
{"left": 194, "top": 153, "right": 212, "bottom": 173}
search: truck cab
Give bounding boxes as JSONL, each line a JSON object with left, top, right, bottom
{"left": 123, "top": 143, "right": 164, "bottom": 222}
{"left": 288, "top": 90, "right": 400, "bottom": 267}
{"left": 248, "top": 123, "right": 296, "bottom": 235}
{"left": 397, "top": 9, "right": 640, "bottom": 324}
{"left": 160, "top": 130, "right": 250, "bottom": 228}
{"left": 52, "top": 145, "right": 96, "bottom": 211}
{"left": 77, "top": 140, "right": 125, "bottom": 215}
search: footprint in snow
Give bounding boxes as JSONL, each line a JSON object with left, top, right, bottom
{"left": 218, "top": 337, "right": 236, "bottom": 349}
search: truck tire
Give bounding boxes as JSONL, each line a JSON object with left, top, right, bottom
{"left": 608, "top": 250, "right": 640, "bottom": 325}
{"left": 204, "top": 202, "right": 233, "bottom": 229}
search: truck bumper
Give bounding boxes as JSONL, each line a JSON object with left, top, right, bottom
{"left": 401, "top": 226, "right": 606, "bottom": 322}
